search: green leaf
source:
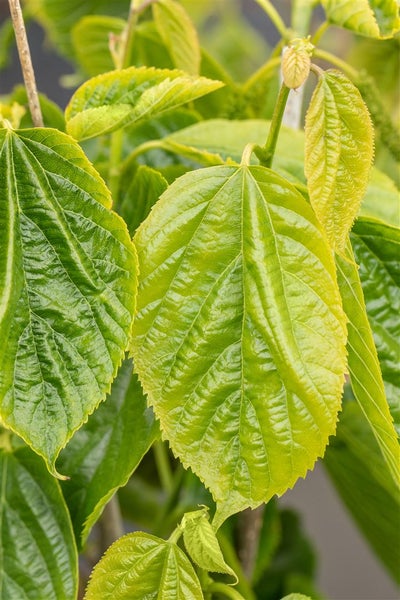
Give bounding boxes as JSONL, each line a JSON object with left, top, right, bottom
{"left": 182, "top": 508, "right": 237, "bottom": 580}
{"left": 58, "top": 358, "right": 158, "bottom": 547}
{"left": 84, "top": 532, "right": 203, "bottom": 599}
{"left": 0, "top": 127, "right": 137, "bottom": 474}
{"left": 119, "top": 166, "right": 168, "bottom": 236}
{"left": 351, "top": 218, "right": 400, "bottom": 436}
{"left": 132, "top": 165, "right": 347, "bottom": 527}
{"left": 24, "top": 0, "right": 129, "bottom": 59}
{"left": 324, "top": 399, "right": 400, "bottom": 583}
{"left": 0, "top": 446, "right": 78, "bottom": 599}
{"left": 280, "top": 595, "right": 312, "bottom": 600}
{"left": 305, "top": 70, "right": 374, "bottom": 255}
{"left": 65, "top": 66, "right": 223, "bottom": 141}
{"left": 71, "top": 15, "right": 126, "bottom": 76}
{"left": 336, "top": 242, "right": 399, "bottom": 486}
{"left": 7, "top": 85, "right": 66, "bottom": 131}
{"left": 360, "top": 167, "right": 400, "bottom": 226}
{"left": 321, "top": 0, "right": 400, "bottom": 39}
{"left": 153, "top": 0, "right": 201, "bottom": 75}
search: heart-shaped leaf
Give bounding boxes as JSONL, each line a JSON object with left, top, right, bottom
{"left": 132, "top": 165, "right": 347, "bottom": 527}
{"left": 0, "top": 127, "right": 137, "bottom": 475}
{"left": 305, "top": 70, "right": 374, "bottom": 255}
{"left": 0, "top": 445, "right": 78, "bottom": 599}
{"left": 84, "top": 532, "right": 203, "bottom": 599}
{"left": 65, "top": 66, "right": 223, "bottom": 141}
{"left": 321, "top": 0, "right": 400, "bottom": 39}
{"left": 58, "top": 358, "right": 158, "bottom": 547}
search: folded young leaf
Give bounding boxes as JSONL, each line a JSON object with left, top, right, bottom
{"left": 351, "top": 218, "right": 400, "bottom": 437}
{"left": 0, "top": 127, "right": 137, "bottom": 475}
{"left": 0, "top": 446, "right": 78, "bottom": 599}
{"left": 84, "top": 532, "right": 203, "bottom": 599}
{"left": 153, "top": 0, "right": 201, "bottom": 75}
{"left": 321, "top": 0, "right": 400, "bottom": 39}
{"left": 65, "top": 66, "right": 223, "bottom": 141}
{"left": 132, "top": 165, "right": 347, "bottom": 528}
{"left": 58, "top": 358, "right": 158, "bottom": 548}
{"left": 337, "top": 241, "right": 399, "bottom": 486}
{"left": 305, "top": 70, "right": 374, "bottom": 255}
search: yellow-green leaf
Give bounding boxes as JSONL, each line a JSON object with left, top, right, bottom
{"left": 305, "top": 70, "right": 374, "bottom": 255}
{"left": 132, "top": 165, "right": 347, "bottom": 528}
{"left": 321, "top": 0, "right": 400, "bottom": 39}
{"left": 65, "top": 66, "right": 223, "bottom": 141}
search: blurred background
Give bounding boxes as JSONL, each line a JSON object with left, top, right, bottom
{"left": 0, "top": 1, "right": 398, "bottom": 598}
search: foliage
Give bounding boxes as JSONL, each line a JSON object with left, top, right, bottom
{"left": 0, "top": 0, "right": 399, "bottom": 598}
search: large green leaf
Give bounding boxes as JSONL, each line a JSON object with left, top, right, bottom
{"left": 84, "top": 532, "right": 203, "bottom": 599}
{"left": 71, "top": 15, "right": 126, "bottom": 76}
{"left": 24, "top": 0, "right": 129, "bottom": 59}
{"left": 0, "top": 445, "right": 78, "bottom": 599}
{"left": 336, "top": 243, "right": 399, "bottom": 485}
{"left": 0, "top": 127, "right": 137, "bottom": 474}
{"left": 65, "top": 66, "right": 223, "bottom": 141}
{"left": 351, "top": 218, "right": 400, "bottom": 436}
{"left": 321, "top": 0, "right": 400, "bottom": 39}
{"left": 58, "top": 358, "right": 158, "bottom": 547}
{"left": 360, "top": 167, "right": 400, "bottom": 226}
{"left": 132, "top": 165, "right": 347, "bottom": 527}
{"left": 153, "top": 0, "right": 201, "bottom": 75}
{"left": 305, "top": 70, "right": 374, "bottom": 255}
{"left": 324, "top": 399, "right": 400, "bottom": 583}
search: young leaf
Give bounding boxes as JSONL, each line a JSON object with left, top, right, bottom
{"left": 0, "top": 127, "right": 137, "bottom": 475}
{"left": 280, "top": 595, "right": 312, "bottom": 600}
{"left": 132, "top": 165, "right": 347, "bottom": 528}
{"left": 351, "top": 218, "right": 400, "bottom": 436}
{"left": 65, "top": 66, "right": 223, "bottom": 141}
{"left": 336, "top": 242, "right": 399, "bottom": 486}
{"left": 58, "top": 358, "right": 158, "bottom": 547}
{"left": 0, "top": 446, "right": 78, "bottom": 599}
{"left": 153, "top": 0, "right": 201, "bottom": 75}
{"left": 71, "top": 15, "right": 126, "bottom": 76}
{"left": 182, "top": 508, "right": 237, "bottom": 580}
{"left": 305, "top": 70, "right": 374, "bottom": 255}
{"left": 84, "top": 532, "right": 203, "bottom": 599}
{"left": 324, "top": 400, "right": 400, "bottom": 583}
{"left": 321, "top": 0, "right": 400, "bottom": 39}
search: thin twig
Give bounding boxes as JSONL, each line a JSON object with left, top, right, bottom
{"left": 98, "top": 495, "right": 124, "bottom": 553}
{"left": 8, "top": 0, "right": 43, "bottom": 127}
{"left": 237, "top": 505, "right": 265, "bottom": 580}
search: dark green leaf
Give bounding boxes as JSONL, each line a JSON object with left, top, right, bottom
{"left": 0, "top": 446, "right": 78, "bottom": 599}
{"left": 58, "top": 358, "right": 158, "bottom": 547}
{"left": 84, "top": 532, "right": 203, "bottom": 599}
{"left": 132, "top": 165, "right": 347, "bottom": 527}
{"left": 324, "top": 400, "right": 400, "bottom": 583}
{"left": 0, "top": 127, "right": 137, "bottom": 474}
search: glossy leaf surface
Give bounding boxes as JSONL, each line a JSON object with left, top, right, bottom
{"left": 337, "top": 242, "right": 399, "bottom": 485}
{"left": 58, "top": 358, "right": 158, "bottom": 547}
{"left": 182, "top": 508, "right": 236, "bottom": 578}
{"left": 153, "top": 0, "right": 201, "bottom": 75}
{"left": 0, "top": 446, "right": 78, "bottom": 599}
{"left": 305, "top": 70, "right": 374, "bottom": 255}
{"left": 0, "top": 127, "right": 137, "bottom": 473}
{"left": 65, "top": 66, "right": 223, "bottom": 140}
{"left": 133, "top": 165, "right": 347, "bottom": 527}
{"left": 351, "top": 218, "right": 400, "bottom": 436}
{"left": 71, "top": 16, "right": 126, "bottom": 76}
{"left": 324, "top": 400, "right": 400, "bottom": 582}
{"left": 321, "top": 0, "right": 400, "bottom": 38}
{"left": 84, "top": 532, "right": 203, "bottom": 599}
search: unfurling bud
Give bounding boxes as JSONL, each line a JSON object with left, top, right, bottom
{"left": 282, "top": 37, "right": 314, "bottom": 89}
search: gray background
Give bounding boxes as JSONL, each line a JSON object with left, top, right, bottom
{"left": 0, "top": 1, "right": 398, "bottom": 598}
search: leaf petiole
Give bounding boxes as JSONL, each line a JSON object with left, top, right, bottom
{"left": 254, "top": 83, "right": 290, "bottom": 168}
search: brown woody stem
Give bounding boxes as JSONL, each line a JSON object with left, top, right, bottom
{"left": 8, "top": 0, "right": 43, "bottom": 127}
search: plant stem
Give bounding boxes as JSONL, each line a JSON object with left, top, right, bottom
{"left": 255, "top": 83, "right": 290, "bottom": 168}
{"left": 292, "top": 0, "right": 317, "bottom": 37}
{"left": 8, "top": 0, "right": 43, "bottom": 127}
{"left": 153, "top": 440, "right": 174, "bottom": 493}
{"left": 253, "top": 0, "right": 290, "bottom": 41}
{"left": 311, "top": 20, "right": 329, "bottom": 45}
{"left": 237, "top": 505, "right": 264, "bottom": 580}
{"left": 122, "top": 0, "right": 156, "bottom": 68}
{"left": 208, "top": 582, "right": 247, "bottom": 600}
{"left": 98, "top": 495, "right": 124, "bottom": 553}
{"left": 217, "top": 533, "right": 257, "bottom": 600}
{"left": 313, "top": 48, "right": 358, "bottom": 80}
